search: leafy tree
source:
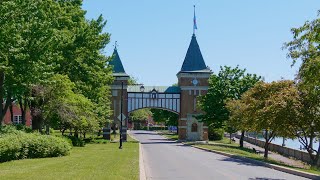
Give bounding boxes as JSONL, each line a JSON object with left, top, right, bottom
{"left": 239, "top": 80, "right": 299, "bottom": 158}
{"left": 129, "top": 109, "right": 152, "bottom": 122}
{"left": 226, "top": 99, "right": 251, "bottom": 147}
{"left": 0, "top": 0, "right": 66, "bottom": 124}
{"left": 151, "top": 109, "right": 179, "bottom": 127}
{"left": 198, "top": 66, "right": 260, "bottom": 145}
{"left": 284, "top": 10, "right": 320, "bottom": 166}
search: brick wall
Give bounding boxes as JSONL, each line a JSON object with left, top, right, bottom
{"left": 3, "top": 103, "right": 32, "bottom": 126}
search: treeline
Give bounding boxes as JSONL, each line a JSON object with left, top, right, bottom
{"left": 0, "top": 0, "right": 113, "bottom": 137}
{"left": 199, "top": 12, "right": 320, "bottom": 167}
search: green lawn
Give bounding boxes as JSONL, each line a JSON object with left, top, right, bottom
{"left": 196, "top": 142, "right": 320, "bottom": 175}
{"left": 0, "top": 142, "right": 139, "bottom": 180}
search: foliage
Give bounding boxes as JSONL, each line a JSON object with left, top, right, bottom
{"left": 284, "top": 11, "right": 320, "bottom": 166}
{"left": 64, "top": 135, "right": 85, "bottom": 147}
{"left": 129, "top": 109, "right": 152, "bottom": 122}
{"left": 0, "top": 0, "right": 113, "bottom": 136}
{"left": 0, "top": 131, "right": 71, "bottom": 162}
{"left": 237, "top": 80, "right": 300, "bottom": 158}
{"left": 199, "top": 66, "right": 261, "bottom": 129}
{"left": 208, "top": 127, "right": 224, "bottom": 141}
{"left": 151, "top": 109, "right": 179, "bottom": 126}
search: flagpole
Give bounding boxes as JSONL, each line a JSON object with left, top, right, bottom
{"left": 193, "top": 5, "right": 196, "bottom": 35}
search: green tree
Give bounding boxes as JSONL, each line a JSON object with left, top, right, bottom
{"left": 198, "top": 66, "right": 261, "bottom": 143}
{"left": 284, "top": 10, "right": 320, "bottom": 166}
{"left": 0, "top": 0, "right": 67, "bottom": 124}
{"left": 151, "top": 109, "right": 179, "bottom": 127}
{"left": 240, "top": 80, "right": 299, "bottom": 158}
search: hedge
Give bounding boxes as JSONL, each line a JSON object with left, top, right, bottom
{"left": 0, "top": 131, "right": 72, "bottom": 162}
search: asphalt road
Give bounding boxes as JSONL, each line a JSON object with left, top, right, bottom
{"left": 129, "top": 130, "right": 309, "bottom": 180}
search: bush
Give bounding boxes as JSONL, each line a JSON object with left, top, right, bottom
{"left": 208, "top": 127, "right": 224, "bottom": 141}
{"left": 0, "top": 132, "right": 71, "bottom": 162}
{"left": 64, "top": 135, "right": 85, "bottom": 147}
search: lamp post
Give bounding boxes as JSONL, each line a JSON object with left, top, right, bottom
{"left": 119, "top": 81, "right": 124, "bottom": 149}
{"left": 140, "top": 85, "right": 146, "bottom": 130}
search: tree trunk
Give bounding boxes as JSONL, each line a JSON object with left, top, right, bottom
{"left": 45, "top": 125, "right": 49, "bottom": 135}
{"left": 229, "top": 133, "right": 232, "bottom": 144}
{"left": 264, "top": 130, "right": 269, "bottom": 158}
{"left": 19, "top": 99, "right": 27, "bottom": 125}
{"left": 240, "top": 130, "right": 245, "bottom": 148}
{"left": 264, "top": 142, "right": 269, "bottom": 158}
{"left": 9, "top": 101, "right": 13, "bottom": 123}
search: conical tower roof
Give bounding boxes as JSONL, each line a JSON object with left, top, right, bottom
{"left": 109, "top": 48, "right": 126, "bottom": 74}
{"left": 180, "top": 34, "right": 208, "bottom": 72}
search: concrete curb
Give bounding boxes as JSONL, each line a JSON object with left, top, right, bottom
{"left": 139, "top": 143, "right": 147, "bottom": 180}
{"left": 128, "top": 131, "right": 147, "bottom": 180}
{"left": 191, "top": 145, "right": 320, "bottom": 180}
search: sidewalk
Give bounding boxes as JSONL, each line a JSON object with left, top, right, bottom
{"left": 212, "top": 137, "right": 307, "bottom": 168}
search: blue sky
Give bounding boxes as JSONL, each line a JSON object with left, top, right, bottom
{"left": 82, "top": 1, "right": 320, "bottom": 85}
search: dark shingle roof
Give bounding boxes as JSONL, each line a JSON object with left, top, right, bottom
{"left": 109, "top": 48, "right": 126, "bottom": 73}
{"left": 180, "top": 34, "right": 207, "bottom": 72}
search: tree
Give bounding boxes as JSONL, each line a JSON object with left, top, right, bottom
{"left": 284, "top": 10, "right": 320, "bottom": 166}
{"left": 151, "top": 109, "right": 179, "bottom": 127}
{"left": 0, "top": 0, "right": 66, "bottom": 124}
{"left": 198, "top": 66, "right": 261, "bottom": 144}
{"left": 226, "top": 99, "right": 250, "bottom": 147}
{"left": 239, "top": 80, "right": 299, "bottom": 158}
{"left": 130, "top": 109, "right": 152, "bottom": 122}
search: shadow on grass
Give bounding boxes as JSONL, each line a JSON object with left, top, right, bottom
{"left": 208, "top": 143, "right": 258, "bottom": 154}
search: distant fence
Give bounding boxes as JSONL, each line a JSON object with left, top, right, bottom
{"left": 236, "top": 135, "right": 319, "bottom": 165}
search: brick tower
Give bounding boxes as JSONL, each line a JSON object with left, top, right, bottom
{"left": 177, "top": 34, "right": 212, "bottom": 141}
{"left": 106, "top": 45, "right": 129, "bottom": 140}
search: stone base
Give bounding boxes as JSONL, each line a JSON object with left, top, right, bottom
{"left": 103, "top": 128, "right": 110, "bottom": 140}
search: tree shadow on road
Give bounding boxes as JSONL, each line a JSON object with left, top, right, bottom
{"left": 248, "top": 178, "right": 285, "bottom": 180}
{"left": 219, "top": 156, "right": 265, "bottom": 167}
{"left": 141, "top": 141, "right": 178, "bottom": 144}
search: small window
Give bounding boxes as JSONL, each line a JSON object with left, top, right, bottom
{"left": 13, "top": 115, "right": 22, "bottom": 124}
{"left": 191, "top": 123, "right": 198, "bottom": 132}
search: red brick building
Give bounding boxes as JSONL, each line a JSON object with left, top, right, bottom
{"left": 3, "top": 103, "right": 32, "bottom": 126}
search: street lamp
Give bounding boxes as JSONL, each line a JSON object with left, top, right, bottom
{"left": 119, "top": 81, "right": 124, "bottom": 149}
{"left": 139, "top": 85, "right": 146, "bottom": 130}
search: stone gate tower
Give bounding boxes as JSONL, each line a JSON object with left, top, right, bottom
{"left": 177, "top": 34, "right": 212, "bottom": 141}
{"left": 108, "top": 46, "right": 129, "bottom": 140}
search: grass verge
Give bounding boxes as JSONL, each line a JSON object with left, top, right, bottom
{"left": 195, "top": 142, "right": 320, "bottom": 175}
{"left": 0, "top": 140, "right": 139, "bottom": 180}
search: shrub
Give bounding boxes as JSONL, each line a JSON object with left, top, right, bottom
{"left": 64, "top": 135, "right": 85, "bottom": 147}
{"left": 208, "top": 127, "right": 224, "bottom": 141}
{"left": 0, "top": 132, "right": 71, "bottom": 162}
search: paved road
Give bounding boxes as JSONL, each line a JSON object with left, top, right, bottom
{"left": 129, "top": 130, "right": 309, "bottom": 180}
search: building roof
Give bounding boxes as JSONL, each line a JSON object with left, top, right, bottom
{"left": 109, "top": 48, "right": 126, "bottom": 73}
{"left": 180, "top": 34, "right": 208, "bottom": 72}
{"left": 127, "top": 86, "right": 181, "bottom": 93}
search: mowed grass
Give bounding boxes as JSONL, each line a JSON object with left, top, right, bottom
{"left": 196, "top": 142, "right": 320, "bottom": 175}
{"left": 0, "top": 142, "right": 139, "bottom": 180}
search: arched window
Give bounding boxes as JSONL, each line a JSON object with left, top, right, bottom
{"left": 191, "top": 123, "right": 198, "bottom": 132}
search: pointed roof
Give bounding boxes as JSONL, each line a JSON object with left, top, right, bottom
{"left": 109, "top": 48, "right": 126, "bottom": 73}
{"left": 180, "top": 34, "right": 208, "bottom": 72}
